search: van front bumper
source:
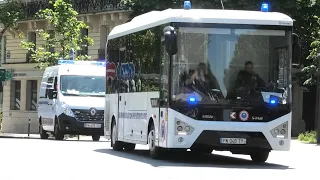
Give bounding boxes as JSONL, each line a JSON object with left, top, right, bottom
{"left": 57, "top": 114, "right": 104, "bottom": 136}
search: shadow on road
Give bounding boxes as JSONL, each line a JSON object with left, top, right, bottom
{"left": 94, "top": 149, "right": 292, "bottom": 169}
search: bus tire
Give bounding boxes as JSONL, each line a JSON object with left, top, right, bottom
{"left": 250, "top": 151, "right": 269, "bottom": 163}
{"left": 190, "top": 146, "right": 213, "bottom": 154}
{"left": 148, "top": 124, "right": 161, "bottom": 159}
{"left": 111, "top": 122, "right": 123, "bottom": 151}
{"left": 123, "top": 143, "right": 136, "bottom": 151}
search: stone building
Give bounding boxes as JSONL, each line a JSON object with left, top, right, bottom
{"left": 0, "top": 0, "right": 130, "bottom": 133}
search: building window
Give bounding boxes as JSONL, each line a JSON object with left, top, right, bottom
{"left": 0, "top": 36, "right": 6, "bottom": 64}
{"left": 10, "top": 80, "right": 21, "bottom": 110}
{"left": 78, "top": 28, "right": 89, "bottom": 56}
{"left": 47, "top": 30, "right": 55, "bottom": 53}
{"left": 98, "top": 25, "right": 109, "bottom": 60}
{"left": 27, "top": 80, "right": 38, "bottom": 111}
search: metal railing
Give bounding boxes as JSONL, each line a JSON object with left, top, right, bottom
{"left": 1, "top": 0, "right": 128, "bottom": 20}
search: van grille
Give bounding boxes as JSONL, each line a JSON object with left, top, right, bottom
{"left": 72, "top": 109, "right": 104, "bottom": 121}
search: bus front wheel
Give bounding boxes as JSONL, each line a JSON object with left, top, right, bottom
{"left": 148, "top": 124, "right": 162, "bottom": 159}
{"left": 250, "top": 151, "right": 269, "bottom": 163}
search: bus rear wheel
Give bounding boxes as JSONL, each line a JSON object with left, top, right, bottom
{"left": 148, "top": 124, "right": 162, "bottom": 159}
{"left": 250, "top": 151, "right": 269, "bottom": 163}
{"left": 123, "top": 143, "right": 136, "bottom": 151}
{"left": 111, "top": 122, "right": 123, "bottom": 151}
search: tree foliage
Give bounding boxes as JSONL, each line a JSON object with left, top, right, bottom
{"left": 0, "top": 0, "right": 24, "bottom": 39}
{"left": 301, "top": 16, "right": 320, "bottom": 85}
{"left": 20, "top": 0, "right": 94, "bottom": 69}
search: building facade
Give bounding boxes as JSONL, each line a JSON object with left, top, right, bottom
{"left": 0, "top": 0, "right": 130, "bottom": 133}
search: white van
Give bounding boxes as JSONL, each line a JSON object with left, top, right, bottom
{"left": 38, "top": 60, "right": 105, "bottom": 141}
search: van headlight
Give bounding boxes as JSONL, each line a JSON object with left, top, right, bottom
{"left": 62, "top": 103, "right": 75, "bottom": 117}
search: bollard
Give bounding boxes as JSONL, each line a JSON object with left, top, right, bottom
{"left": 28, "top": 118, "right": 31, "bottom": 137}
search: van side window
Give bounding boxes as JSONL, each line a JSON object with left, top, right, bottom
{"left": 45, "top": 77, "right": 54, "bottom": 98}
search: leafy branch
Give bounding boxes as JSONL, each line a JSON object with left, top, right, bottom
{"left": 0, "top": 0, "right": 24, "bottom": 39}
{"left": 20, "top": 0, "right": 94, "bottom": 69}
{"left": 301, "top": 16, "right": 320, "bottom": 85}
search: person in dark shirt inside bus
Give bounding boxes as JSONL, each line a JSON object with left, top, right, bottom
{"left": 235, "top": 61, "right": 266, "bottom": 91}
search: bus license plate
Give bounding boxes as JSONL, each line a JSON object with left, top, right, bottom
{"left": 84, "top": 123, "right": 101, "bottom": 128}
{"left": 220, "top": 138, "right": 246, "bottom": 144}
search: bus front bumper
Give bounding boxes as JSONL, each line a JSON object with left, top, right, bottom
{"left": 165, "top": 109, "right": 291, "bottom": 152}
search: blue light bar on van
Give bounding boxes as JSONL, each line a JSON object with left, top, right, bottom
{"left": 184, "top": 1, "right": 191, "bottom": 10}
{"left": 57, "top": 60, "right": 106, "bottom": 67}
{"left": 261, "top": 3, "right": 269, "bottom": 12}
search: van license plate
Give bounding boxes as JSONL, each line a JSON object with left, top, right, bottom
{"left": 220, "top": 138, "right": 246, "bottom": 144}
{"left": 84, "top": 123, "right": 101, "bottom": 128}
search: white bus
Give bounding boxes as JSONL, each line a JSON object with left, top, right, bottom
{"left": 104, "top": 2, "right": 301, "bottom": 162}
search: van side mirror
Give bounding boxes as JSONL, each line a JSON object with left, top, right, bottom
{"left": 292, "top": 33, "right": 301, "bottom": 66}
{"left": 163, "top": 26, "right": 177, "bottom": 56}
{"left": 47, "top": 89, "right": 57, "bottom": 100}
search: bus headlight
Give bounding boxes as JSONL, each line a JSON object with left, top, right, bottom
{"left": 175, "top": 118, "right": 194, "bottom": 135}
{"left": 270, "top": 121, "right": 288, "bottom": 138}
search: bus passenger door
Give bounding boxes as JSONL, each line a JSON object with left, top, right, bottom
{"left": 158, "top": 39, "right": 170, "bottom": 148}
{"left": 118, "top": 93, "right": 127, "bottom": 141}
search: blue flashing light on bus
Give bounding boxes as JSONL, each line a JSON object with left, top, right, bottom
{"left": 261, "top": 3, "right": 269, "bottom": 12}
{"left": 57, "top": 60, "right": 106, "bottom": 67}
{"left": 184, "top": 1, "right": 191, "bottom": 10}
{"left": 188, "top": 96, "right": 197, "bottom": 103}
{"left": 269, "top": 95, "right": 279, "bottom": 105}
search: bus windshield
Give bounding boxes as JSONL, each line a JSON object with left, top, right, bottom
{"left": 60, "top": 75, "right": 105, "bottom": 97}
{"left": 171, "top": 27, "right": 292, "bottom": 106}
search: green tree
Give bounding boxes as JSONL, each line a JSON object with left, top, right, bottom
{"left": 20, "top": 0, "right": 94, "bottom": 69}
{"left": 0, "top": 0, "right": 24, "bottom": 39}
{"left": 301, "top": 16, "right": 320, "bottom": 85}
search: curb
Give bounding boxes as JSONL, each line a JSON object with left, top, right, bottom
{"left": 0, "top": 135, "right": 39, "bottom": 139}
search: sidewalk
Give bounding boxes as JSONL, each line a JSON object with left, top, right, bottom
{"left": 0, "top": 133, "right": 109, "bottom": 141}
{"left": 0, "top": 133, "right": 40, "bottom": 139}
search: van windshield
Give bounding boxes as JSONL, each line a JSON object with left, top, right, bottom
{"left": 60, "top": 75, "right": 105, "bottom": 97}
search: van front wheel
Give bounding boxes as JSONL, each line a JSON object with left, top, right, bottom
{"left": 54, "top": 124, "right": 64, "bottom": 140}
{"left": 92, "top": 135, "right": 100, "bottom": 141}
{"left": 39, "top": 124, "right": 49, "bottom": 139}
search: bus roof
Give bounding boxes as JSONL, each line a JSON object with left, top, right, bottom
{"left": 108, "top": 9, "right": 293, "bottom": 39}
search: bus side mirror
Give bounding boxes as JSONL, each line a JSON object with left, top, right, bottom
{"left": 163, "top": 26, "right": 177, "bottom": 56}
{"left": 292, "top": 33, "right": 301, "bottom": 66}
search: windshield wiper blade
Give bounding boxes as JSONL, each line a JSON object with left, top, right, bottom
{"left": 64, "top": 93, "right": 80, "bottom": 96}
{"left": 89, "top": 94, "right": 105, "bottom": 97}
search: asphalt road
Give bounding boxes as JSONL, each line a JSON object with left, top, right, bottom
{"left": 0, "top": 136, "right": 318, "bottom": 180}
